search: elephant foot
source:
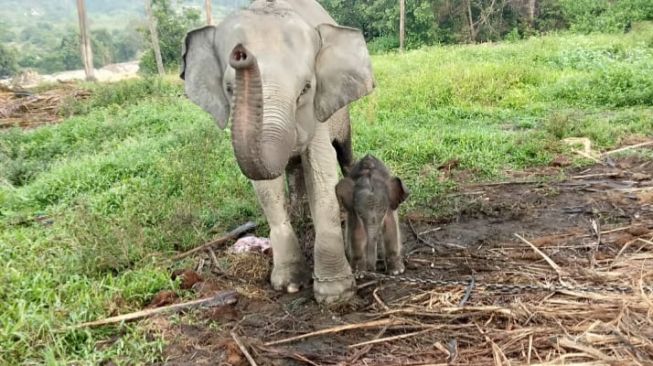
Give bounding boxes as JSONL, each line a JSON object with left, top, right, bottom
{"left": 271, "top": 261, "right": 310, "bottom": 293}
{"left": 386, "top": 257, "right": 405, "bottom": 275}
{"left": 313, "top": 274, "right": 356, "bottom": 305}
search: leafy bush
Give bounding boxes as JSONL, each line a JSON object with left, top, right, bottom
{"left": 367, "top": 35, "right": 400, "bottom": 54}
{"left": 560, "top": 0, "right": 653, "bottom": 33}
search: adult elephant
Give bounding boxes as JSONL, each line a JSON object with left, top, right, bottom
{"left": 180, "top": 0, "right": 375, "bottom": 304}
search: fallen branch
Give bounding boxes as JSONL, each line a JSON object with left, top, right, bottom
{"left": 67, "top": 290, "right": 238, "bottom": 330}
{"left": 459, "top": 276, "right": 475, "bottom": 307}
{"left": 571, "top": 172, "right": 622, "bottom": 180}
{"left": 172, "top": 221, "right": 257, "bottom": 261}
{"left": 408, "top": 219, "right": 439, "bottom": 250}
{"left": 514, "top": 233, "right": 563, "bottom": 276}
{"left": 264, "top": 318, "right": 399, "bottom": 346}
{"left": 601, "top": 141, "right": 653, "bottom": 157}
{"left": 572, "top": 149, "right": 604, "bottom": 165}
{"left": 348, "top": 326, "right": 440, "bottom": 348}
{"left": 465, "top": 180, "right": 541, "bottom": 187}
{"left": 231, "top": 331, "right": 259, "bottom": 366}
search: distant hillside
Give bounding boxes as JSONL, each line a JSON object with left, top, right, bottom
{"left": 0, "top": 0, "right": 249, "bottom": 39}
{"left": 0, "top": 0, "right": 250, "bottom": 75}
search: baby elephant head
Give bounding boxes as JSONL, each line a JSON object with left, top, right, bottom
{"left": 335, "top": 154, "right": 409, "bottom": 275}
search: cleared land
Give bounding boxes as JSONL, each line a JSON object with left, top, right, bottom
{"left": 1, "top": 26, "right": 652, "bottom": 364}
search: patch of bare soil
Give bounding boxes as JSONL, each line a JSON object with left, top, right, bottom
{"left": 139, "top": 156, "right": 653, "bottom": 365}
{"left": 0, "top": 84, "right": 90, "bottom": 129}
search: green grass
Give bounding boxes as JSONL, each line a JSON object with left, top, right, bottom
{"left": 1, "top": 25, "right": 653, "bottom": 364}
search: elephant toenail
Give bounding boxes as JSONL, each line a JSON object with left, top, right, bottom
{"left": 287, "top": 284, "right": 300, "bottom": 293}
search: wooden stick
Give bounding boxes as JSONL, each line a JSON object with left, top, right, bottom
{"left": 172, "top": 221, "right": 256, "bottom": 260}
{"left": 231, "top": 331, "right": 258, "bottom": 366}
{"left": 466, "top": 180, "right": 540, "bottom": 187}
{"left": 208, "top": 247, "right": 222, "bottom": 273}
{"left": 514, "top": 233, "right": 563, "bottom": 276}
{"left": 571, "top": 172, "right": 622, "bottom": 180}
{"left": 408, "top": 219, "right": 439, "bottom": 250}
{"left": 419, "top": 227, "right": 442, "bottom": 236}
{"left": 348, "top": 326, "right": 439, "bottom": 348}
{"left": 601, "top": 141, "right": 653, "bottom": 157}
{"left": 459, "top": 276, "right": 475, "bottom": 307}
{"left": 572, "top": 149, "right": 603, "bottom": 165}
{"left": 373, "top": 287, "right": 390, "bottom": 311}
{"left": 264, "top": 318, "right": 398, "bottom": 346}
{"left": 68, "top": 290, "right": 238, "bottom": 329}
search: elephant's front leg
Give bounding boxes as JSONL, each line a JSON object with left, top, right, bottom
{"left": 252, "top": 177, "right": 309, "bottom": 293}
{"left": 302, "top": 124, "right": 355, "bottom": 304}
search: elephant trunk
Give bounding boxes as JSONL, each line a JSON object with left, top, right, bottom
{"left": 229, "top": 44, "right": 294, "bottom": 180}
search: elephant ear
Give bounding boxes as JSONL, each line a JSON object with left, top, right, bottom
{"left": 314, "top": 24, "right": 375, "bottom": 122}
{"left": 180, "top": 25, "right": 230, "bottom": 129}
{"left": 335, "top": 177, "right": 356, "bottom": 211}
{"left": 387, "top": 177, "right": 409, "bottom": 211}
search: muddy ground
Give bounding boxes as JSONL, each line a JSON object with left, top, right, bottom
{"left": 134, "top": 153, "right": 653, "bottom": 366}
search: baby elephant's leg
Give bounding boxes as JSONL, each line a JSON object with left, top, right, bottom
{"left": 383, "top": 210, "right": 405, "bottom": 275}
{"left": 348, "top": 214, "right": 367, "bottom": 276}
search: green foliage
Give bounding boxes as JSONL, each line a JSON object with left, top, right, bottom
{"left": 560, "top": 0, "right": 653, "bottom": 33}
{"left": 0, "top": 43, "right": 19, "bottom": 78}
{"left": 2, "top": 29, "right": 653, "bottom": 364}
{"left": 321, "top": 0, "right": 440, "bottom": 50}
{"left": 138, "top": 0, "right": 202, "bottom": 74}
{"left": 61, "top": 77, "right": 180, "bottom": 116}
{"left": 320, "top": 0, "right": 653, "bottom": 52}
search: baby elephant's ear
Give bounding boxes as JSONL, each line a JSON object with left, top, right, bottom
{"left": 387, "top": 177, "right": 409, "bottom": 210}
{"left": 335, "top": 178, "right": 355, "bottom": 211}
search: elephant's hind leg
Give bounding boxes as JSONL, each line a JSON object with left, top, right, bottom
{"left": 286, "top": 157, "right": 309, "bottom": 225}
{"left": 252, "top": 176, "right": 310, "bottom": 293}
{"left": 330, "top": 108, "right": 354, "bottom": 176}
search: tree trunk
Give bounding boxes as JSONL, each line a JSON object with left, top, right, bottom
{"left": 76, "top": 0, "right": 96, "bottom": 81}
{"left": 145, "top": 0, "right": 165, "bottom": 75}
{"left": 528, "top": 0, "right": 536, "bottom": 25}
{"left": 466, "top": 0, "right": 476, "bottom": 42}
{"left": 205, "top": 0, "right": 213, "bottom": 25}
{"left": 399, "top": 0, "right": 405, "bottom": 52}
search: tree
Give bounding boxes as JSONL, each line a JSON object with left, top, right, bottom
{"left": 145, "top": 0, "right": 166, "bottom": 75}
{"left": 205, "top": 0, "right": 213, "bottom": 25}
{"left": 0, "top": 44, "right": 19, "bottom": 78}
{"left": 399, "top": 0, "right": 405, "bottom": 51}
{"left": 138, "top": 0, "right": 201, "bottom": 74}
{"left": 76, "top": 0, "right": 96, "bottom": 81}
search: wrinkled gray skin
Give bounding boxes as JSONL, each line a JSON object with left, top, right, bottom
{"left": 180, "top": 0, "right": 374, "bottom": 304}
{"left": 336, "top": 155, "right": 409, "bottom": 276}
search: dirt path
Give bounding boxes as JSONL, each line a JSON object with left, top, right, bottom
{"left": 142, "top": 155, "right": 653, "bottom": 365}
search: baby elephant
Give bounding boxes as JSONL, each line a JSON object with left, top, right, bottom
{"left": 336, "top": 154, "right": 409, "bottom": 276}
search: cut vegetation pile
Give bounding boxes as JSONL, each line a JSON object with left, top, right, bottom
{"left": 0, "top": 85, "right": 91, "bottom": 129}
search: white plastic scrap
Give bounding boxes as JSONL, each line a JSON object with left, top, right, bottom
{"left": 230, "top": 236, "right": 272, "bottom": 255}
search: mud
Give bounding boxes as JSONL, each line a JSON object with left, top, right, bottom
{"left": 138, "top": 155, "right": 652, "bottom": 365}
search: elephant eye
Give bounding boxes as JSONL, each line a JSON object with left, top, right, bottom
{"left": 225, "top": 84, "right": 233, "bottom": 95}
{"left": 300, "top": 82, "right": 311, "bottom": 96}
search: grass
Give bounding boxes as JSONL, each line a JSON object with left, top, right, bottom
{"left": 1, "top": 25, "right": 653, "bottom": 364}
